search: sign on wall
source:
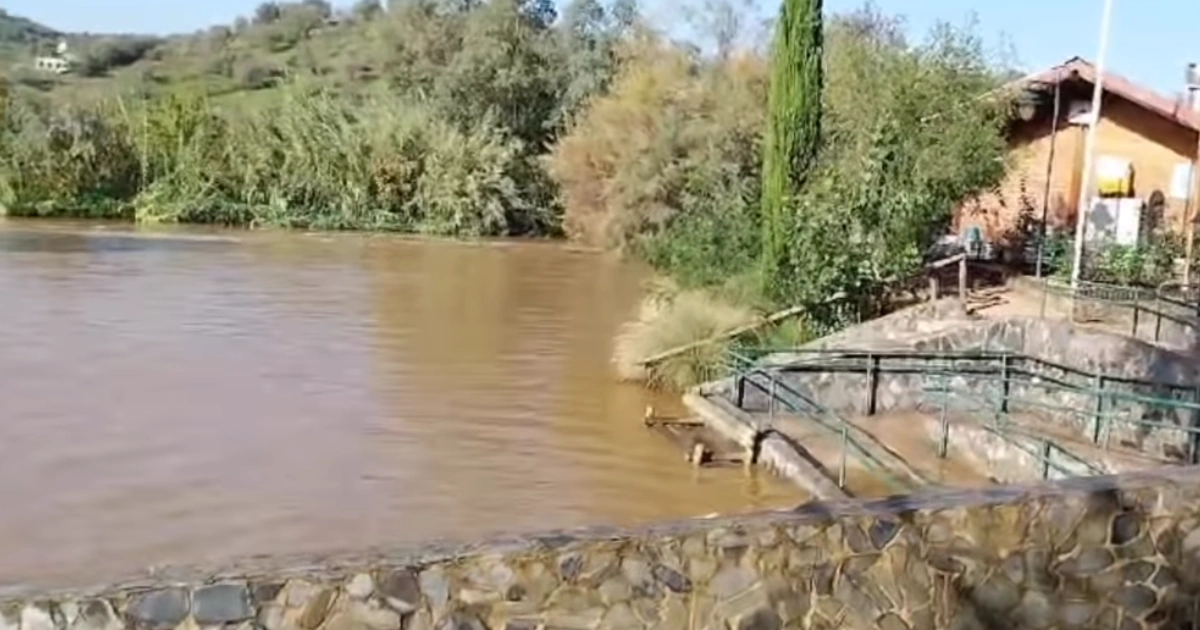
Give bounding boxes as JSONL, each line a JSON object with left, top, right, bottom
{"left": 1171, "top": 162, "right": 1194, "bottom": 200}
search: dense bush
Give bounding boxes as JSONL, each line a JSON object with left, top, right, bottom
{"left": 0, "top": 86, "right": 550, "bottom": 236}
{"left": 1046, "top": 231, "right": 1181, "bottom": 288}
{"left": 548, "top": 35, "right": 767, "bottom": 256}
{"left": 78, "top": 37, "right": 163, "bottom": 77}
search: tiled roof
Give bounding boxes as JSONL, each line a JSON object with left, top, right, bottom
{"left": 1007, "top": 56, "right": 1200, "bottom": 132}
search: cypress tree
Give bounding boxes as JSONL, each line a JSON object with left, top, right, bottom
{"left": 760, "top": 0, "right": 823, "bottom": 296}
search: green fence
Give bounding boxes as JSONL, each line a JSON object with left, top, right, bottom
{"left": 727, "top": 348, "right": 1200, "bottom": 469}
{"left": 923, "top": 377, "right": 1108, "bottom": 480}
{"left": 1037, "top": 278, "right": 1200, "bottom": 344}
{"left": 724, "top": 350, "right": 909, "bottom": 493}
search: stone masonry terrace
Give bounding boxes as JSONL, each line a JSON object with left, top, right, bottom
{"left": 686, "top": 300, "right": 1200, "bottom": 500}
{"left": 5, "top": 467, "right": 1200, "bottom": 629}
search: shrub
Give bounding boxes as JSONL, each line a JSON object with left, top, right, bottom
{"left": 235, "top": 61, "right": 284, "bottom": 89}
{"left": 548, "top": 35, "right": 767, "bottom": 252}
{"left": 78, "top": 37, "right": 162, "bottom": 77}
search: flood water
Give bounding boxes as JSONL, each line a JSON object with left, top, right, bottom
{"left": 0, "top": 219, "right": 798, "bottom": 588}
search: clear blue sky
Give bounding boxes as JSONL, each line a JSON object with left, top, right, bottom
{"left": 4, "top": 0, "right": 1197, "bottom": 95}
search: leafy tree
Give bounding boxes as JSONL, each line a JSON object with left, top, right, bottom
{"left": 253, "top": 2, "right": 283, "bottom": 24}
{"left": 553, "top": 0, "right": 634, "bottom": 127}
{"left": 352, "top": 0, "right": 385, "bottom": 20}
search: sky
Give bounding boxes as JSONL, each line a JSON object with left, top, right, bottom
{"left": 3, "top": 0, "right": 1197, "bottom": 96}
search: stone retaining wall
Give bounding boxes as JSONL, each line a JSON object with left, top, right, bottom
{"left": 7, "top": 468, "right": 1200, "bottom": 630}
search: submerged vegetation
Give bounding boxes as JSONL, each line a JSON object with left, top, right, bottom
{"left": 0, "top": 1, "right": 1015, "bottom": 389}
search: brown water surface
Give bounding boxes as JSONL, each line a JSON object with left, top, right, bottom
{"left": 0, "top": 219, "right": 798, "bottom": 588}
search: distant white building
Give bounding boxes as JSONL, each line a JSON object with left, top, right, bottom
{"left": 34, "top": 40, "right": 73, "bottom": 75}
{"left": 35, "top": 56, "right": 70, "bottom": 74}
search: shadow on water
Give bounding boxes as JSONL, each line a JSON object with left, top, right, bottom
{"left": 0, "top": 228, "right": 240, "bottom": 254}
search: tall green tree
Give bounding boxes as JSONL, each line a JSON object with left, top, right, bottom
{"left": 759, "top": 0, "right": 822, "bottom": 298}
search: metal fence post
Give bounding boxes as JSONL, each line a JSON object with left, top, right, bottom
{"left": 1131, "top": 292, "right": 1140, "bottom": 337}
{"left": 937, "top": 380, "right": 950, "bottom": 458}
{"left": 839, "top": 421, "right": 848, "bottom": 488}
{"left": 1154, "top": 296, "right": 1164, "bottom": 342}
{"left": 1040, "top": 439, "right": 1052, "bottom": 480}
{"left": 866, "top": 354, "right": 879, "bottom": 416}
{"left": 999, "top": 354, "right": 1011, "bottom": 415}
{"left": 1191, "top": 388, "right": 1200, "bottom": 465}
{"left": 735, "top": 375, "right": 746, "bottom": 408}
{"left": 768, "top": 378, "right": 777, "bottom": 425}
{"left": 1091, "top": 374, "right": 1105, "bottom": 444}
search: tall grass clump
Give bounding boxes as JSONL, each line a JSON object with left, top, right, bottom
{"left": 0, "top": 97, "right": 141, "bottom": 218}
{"left": 137, "top": 87, "right": 542, "bottom": 235}
{"left": 0, "top": 83, "right": 552, "bottom": 236}
{"left": 613, "top": 280, "right": 758, "bottom": 390}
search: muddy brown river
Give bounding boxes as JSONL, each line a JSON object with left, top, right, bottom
{"left": 0, "top": 219, "right": 798, "bottom": 588}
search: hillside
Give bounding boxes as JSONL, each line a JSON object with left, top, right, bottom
{"left": 0, "top": 9, "right": 60, "bottom": 67}
{"left": 0, "top": 1, "right": 466, "bottom": 105}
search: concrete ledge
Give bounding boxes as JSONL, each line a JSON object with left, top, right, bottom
{"left": 684, "top": 392, "right": 847, "bottom": 500}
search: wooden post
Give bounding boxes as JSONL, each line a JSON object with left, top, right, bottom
{"left": 928, "top": 276, "right": 939, "bottom": 301}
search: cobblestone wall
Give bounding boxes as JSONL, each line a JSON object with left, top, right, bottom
{"left": 4, "top": 468, "right": 1200, "bottom": 630}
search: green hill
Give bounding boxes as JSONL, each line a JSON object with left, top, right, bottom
{"left": 0, "top": 1, "right": 458, "bottom": 105}
{"left": 0, "top": 8, "right": 61, "bottom": 65}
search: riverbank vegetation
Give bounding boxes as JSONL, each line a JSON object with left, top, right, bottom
{"left": 0, "top": 2, "right": 1015, "bottom": 389}
{"left": 0, "top": 0, "right": 636, "bottom": 235}
{"left": 555, "top": 8, "right": 1013, "bottom": 387}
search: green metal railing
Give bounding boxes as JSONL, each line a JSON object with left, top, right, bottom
{"left": 724, "top": 350, "right": 908, "bottom": 492}
{"left": 727, "top": 348, "right": 1200, "bottom": 467}
{"left": 1038, "top": 278, "right": 1200, "bottom": 343}
{"left": 923, "top": 378, "right": 1107, "bottom": 480}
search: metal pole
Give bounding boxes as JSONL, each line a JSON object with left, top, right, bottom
{"left": 1185, "top": 97, "right": 1200, "bottom": 287}
{"left": 1069, "top": 0, "right": 1116, "bottom": 289}
{"left": 1036, "top": 74, "right": 1063, "bottom": 283}
{"left": 839, "top": 421, "right": 848, "bottom": 487}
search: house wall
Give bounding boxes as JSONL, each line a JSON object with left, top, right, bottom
{"left": 957, "top": 111, "right": 1082, "bottom": 244}
{"left": 1095, "top": 96, "right": 1198, "bottom": 232}
{"left": 956, "top": 93, "right": 1200, "bottom": 246}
